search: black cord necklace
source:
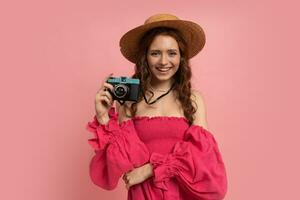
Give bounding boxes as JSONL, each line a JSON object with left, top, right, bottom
{"left": 142, "top": 82, "right": 175, "bottom": 105}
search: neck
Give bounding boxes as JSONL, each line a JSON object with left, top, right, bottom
{"left": 143, "top": 79, "right": 175, "bottom": 105}
{"left": 149, "top": 79, "right": 175, "bottom": 92}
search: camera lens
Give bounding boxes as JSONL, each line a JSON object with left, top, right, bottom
{"left": 114, "top": 84, "right": 128, "bottom": 98}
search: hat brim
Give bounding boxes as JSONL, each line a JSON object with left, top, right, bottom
{"left": 119, "top": 20, "right": 206, "bottom": 63}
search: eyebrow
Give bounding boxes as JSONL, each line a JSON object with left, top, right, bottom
{"left": 149, "top": 49, "right": 178, "bottom": 52}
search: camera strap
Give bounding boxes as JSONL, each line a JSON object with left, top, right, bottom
{"left": 117, "top": 100, "right": 126, "bottom": 105}
{"left": 142, "top": 82, "right": 175, "bottom": 105}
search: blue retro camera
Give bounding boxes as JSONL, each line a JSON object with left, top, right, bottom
{"left": 106, "top": 76, "right": 140, "bottom": 105}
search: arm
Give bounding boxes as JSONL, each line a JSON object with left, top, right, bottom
{"left": 191, "top": 89, "right": 209, "bottom": 129}
{"left": 86, "top": 106, "right": 150, "bottom": 190}
{"left": 115, "top": 100, "right": 133, "bottom": 124}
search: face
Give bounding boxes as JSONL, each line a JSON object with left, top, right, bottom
{"left": 146, "top": 34, "right": 181, "bottom": 83}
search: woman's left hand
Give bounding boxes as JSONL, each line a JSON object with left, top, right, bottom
{"left": 122, "top": 163, "right": 153, "bottom": 190}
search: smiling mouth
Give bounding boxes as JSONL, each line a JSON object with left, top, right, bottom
{"left": 156, "top": 67, "right": 172, "bottom": 72}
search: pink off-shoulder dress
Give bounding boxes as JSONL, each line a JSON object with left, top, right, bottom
{"left": 86, "top": 107, "right": 227, "bottom": 200}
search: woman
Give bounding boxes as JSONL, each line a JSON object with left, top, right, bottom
{"left": 86, "top": 13, "right": 228, "bottom": 200}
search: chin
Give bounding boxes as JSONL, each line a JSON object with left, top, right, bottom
{"left": 153, "top": 73, "right": 175, "bottom": 82}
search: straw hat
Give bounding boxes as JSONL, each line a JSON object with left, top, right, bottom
{"left": 119, "top": 13, "right": 206, "bottom": 63}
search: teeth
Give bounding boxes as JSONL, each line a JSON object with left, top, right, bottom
{"left": 157, "top": 67, "right": 171, "bottom": 72}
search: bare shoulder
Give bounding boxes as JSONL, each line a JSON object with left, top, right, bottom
{"left": 191, "top": 89, "right": 209, "bottom": 130}
{"left": 115, "top": 101, "right": 133, "bottom": 124}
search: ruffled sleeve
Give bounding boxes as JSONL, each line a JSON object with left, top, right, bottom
{"left": 86, "top": 107, "right": 149, "bottom": 190}
{"left": 149, "top": 125, "right": 228, "bottom": 199}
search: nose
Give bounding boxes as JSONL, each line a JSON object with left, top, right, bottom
{"left": 160, "top": 53, "right": 168, "bottom": 66}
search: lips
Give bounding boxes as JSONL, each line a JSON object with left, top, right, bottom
{"left": 156, "top": 67, "right": 172, "bottom": 72}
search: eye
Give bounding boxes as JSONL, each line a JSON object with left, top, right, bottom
{"left": 150, "top": 52, "right": 160, "bottom": 56}
{"left": 169, "top": 52, "right": 177, "bottom": 56}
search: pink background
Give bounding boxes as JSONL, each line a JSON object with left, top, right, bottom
{"left": 0, "top": 0, "right": 299, "bottom": 199}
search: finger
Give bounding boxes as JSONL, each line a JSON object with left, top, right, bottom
{"left": 105, "top": 96, "right": 113, "bottom": 106}
{"left": 122, "top": 174, "right": 126, "bottom": 181}
{"left": 99, "top": 96, "right": 111, "bottom": 106}
{"left": 102, "top": 90, "right": 113, "bottom": 101}
{"left": 104, "top": 91, "right": 114, "bottom": 103}
{"left": 97, "top": 89, "right": 112, "bottom": 99}
{"left": 105, "top": 72, "right": 114, "bottom": 80}
{"left": 103, "top": 82, "right": 114, "bottom": 91}
{"left": 96, "top": 87, "right": 107, "bottom": 95}
{"left": 97, "top": 86, "right": 109, "bottom": 93}
{"left": 124, "top": 179, "right": 129, "bottom": 184}
{"left": 95, "top": 90, "right": 107, "bottom": 99}
{"left": 98, "top": 96, "right": 108, "bottom": 105}
{"left": 96, "top": 88, "right": 104, "bottom": 95}
{"left": 98, "top": 86, "right": 109, "bottom": 94}
{"left": 102, "top": 73, "right": 114, "bottom": 86}
{"left": 124, "top": 175, "right": 129, "bottom": 184}
{"left": 97, "top": 91, "right": 113, "bottom": 107}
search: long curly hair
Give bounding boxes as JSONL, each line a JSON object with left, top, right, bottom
{"left": 124, "top": 27, "right": 197, "bottom": 125}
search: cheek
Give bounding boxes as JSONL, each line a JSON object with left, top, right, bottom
{"left": 172, "top": 57, "right": 181, "bottom": 67}
{"left": 146, "top": 58, "right": 156, "bottom": 73}
{"left": 147, "top": 57, "right": 158, "bottom": 66}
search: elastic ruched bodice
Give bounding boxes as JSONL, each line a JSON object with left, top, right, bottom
{"left": 133, "top": 116, "right": 190, "bottom": 155}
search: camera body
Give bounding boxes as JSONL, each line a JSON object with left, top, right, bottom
{"left": 106, "top": 76, "right": 140, "bottom": 103}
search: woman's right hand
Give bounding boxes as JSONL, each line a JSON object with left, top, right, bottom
{"left": 95, "top": 73, "right": 115, "bottom": 124}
